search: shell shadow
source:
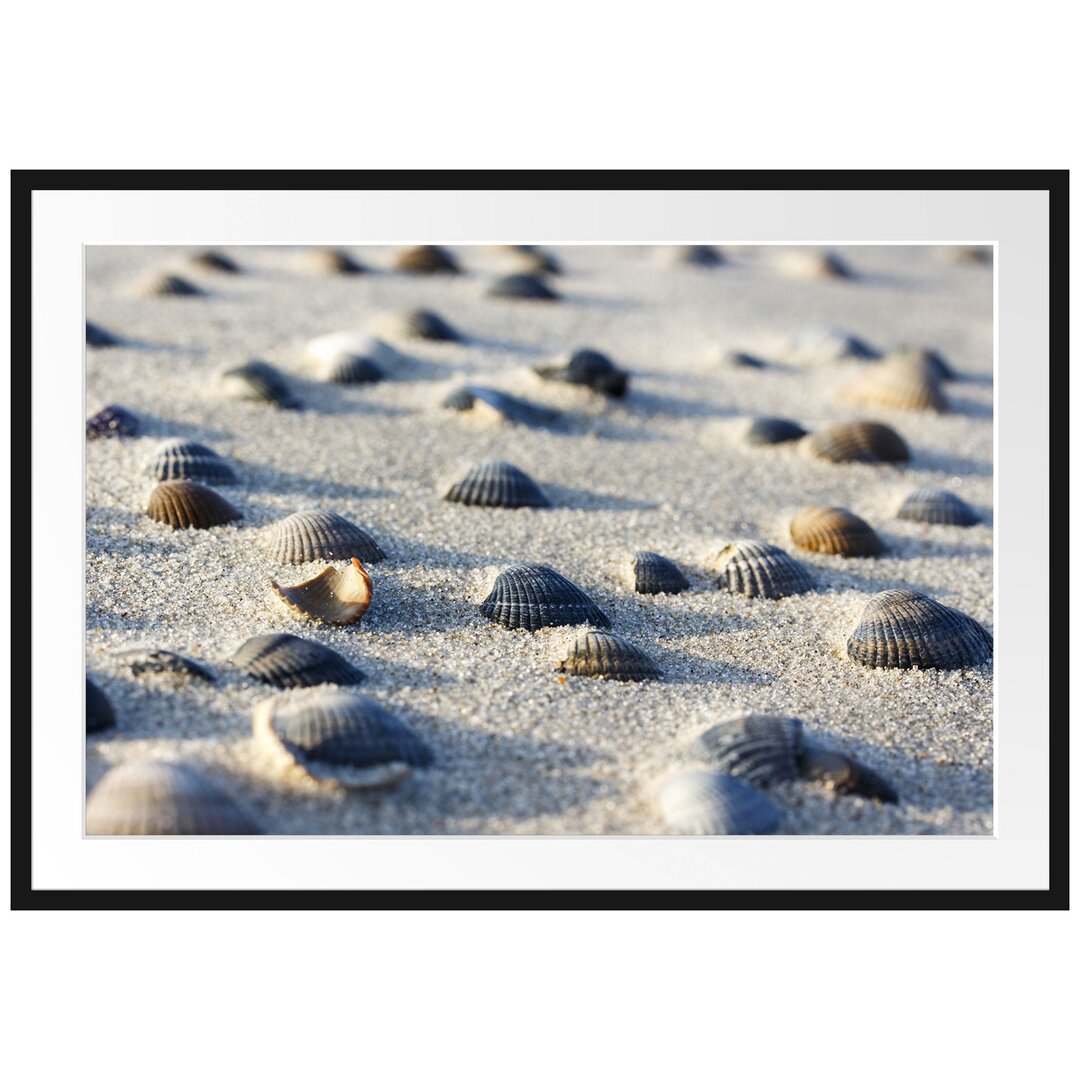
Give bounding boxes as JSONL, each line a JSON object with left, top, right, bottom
{"left": 542, "top": 484, "right": 660, "bottom": 512}
{"left": 467, "top": 335, "right": 548, "bottom": 358}
{"left": 620, "top": 388, "right": 739, "bottom": 420}
{"left": 944, "top": 395, "right": 993, "bottom": 420}
{"left": 135, "top": 414, "right": 235, "bottom": 441}
{"left": 807, "top": 564, "right": 953, "bottom": 599}
{"left": 876, "top": 531, "right": 991, "bottom": 560}
{"left": 239, "top": 463, "right": 394, "bottom": 502}
{"left": 910, "top": 449, "right": 994, "bottom": 479}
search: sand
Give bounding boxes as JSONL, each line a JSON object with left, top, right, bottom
{"left": 84, "top": 243, "right": 994, "bottom": 834}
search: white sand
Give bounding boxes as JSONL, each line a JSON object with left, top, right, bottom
{"left": 85, "top": 244, "right": 994, "bottom": 834}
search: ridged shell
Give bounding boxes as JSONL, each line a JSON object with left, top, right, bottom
{"left": 190, "top": 250, "right": 240, "bottom": 273}
{"left": 714, "top": 540, "right": 814, "bottom": 599}
{"left": 633, "top": 551, "right": 690, "bottom": 595}
{"left": 271, "top": 557, "right": 373, "bottom": 626}
{"left": 306, "top": 247, "right": 366, "bottom": 275}
{"left": 534, "top": 349, "right": 629, "bottom": 396}
{"left": 269, "top": 509, "right": 387, "bottom": 563}
{"left": 657, "top": 771, "right": 781, "bottom": 835}
{"left": 486, "top": 273, "right": 559, "bottom": 301}
{"left": 86, "top": 762, "right": 260, "bottom": 835}
{"left": 230, "top": 633, "right": 366, "bottom": 688}
{"left": 86, "top": 321, "right": 121, "bottom": 347}
{"left": 86, "top": 404, "right": 139, "bottom": 440}
{"left": 744, "top": 416, "right": 807, "bottom": 445}
{"left": 804, "top": 421, "right": 909, "bottom": 464}
{"left": 221, "top": 359, "right": 301, "bottom": 409}
{"left": 86, "top": 678, "right": 116, "bottom": 734}
{"left": 304, "top": 332, "right": 396, "bottom": 384}
{"left": 444, "top": 461, "right": 550, "bottom": 508}
{"left": 723, "top": 350, "right": 767, "bottom": 369}
{"left": 146, "top": 480, "right": 242, "bottom": 529}
{"left": 150, "top": 439, "right": 237, "bottom": 484}
{"left": 117, "top": 649, "right": 215, "bottom": 681}
{"left": 394, "top": 245, "right": 459, "bottom": 273}
{"left": 382, "top": 308, "right": 461, "bottom": 342}
{"left": 846, "top": 589, "right": 993, "bottom": 670}
{"left": 839, "top": 358, "right": 948, "bottom": 413}
{"left": 479, "top": 564, "right": 611, "bottom": 631}
{"left": 140, "top": 272, "right": 204, "bottom": 297}
{"left": 443, "top": 385, "right": 561, "bottom": 426}
{"left": 888, "top": 346, "right": 955, "bottom": 382}
{"left": 788, "top": 327, "right": 880, "bottom": 363}
{"left": 668, "top": 245, "right": 725, "bottom": 267}
{"left": 789, "top": 507, "right": 884, "bottom": 557}
{"left": 776, "top": 249, "right": 854, "bottom": 280}
{"left": 896, "top": 487, "right": 979, "bottom": 526}
{"left": 556, "top": 630, "right": 661, "bottom": 681}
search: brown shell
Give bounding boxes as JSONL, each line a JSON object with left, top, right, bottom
{"left": 146, "top": 480, "right": 242, "bottom": 529}
{"left": 789, "top": 507, "right": 885, "bottom": 557}
{"left": 839, "top": 358, "right": 948, "bottom": 413}
{"left": 271, "top": 557, "right": 373, "bottom": 626}
{"left": 804, "top": 421, "right": 909, "bottom": 464}
{"left": 394, "top": 245, "right": 459, "bottom": 274}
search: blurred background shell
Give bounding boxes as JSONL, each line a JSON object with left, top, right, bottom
{"left": 394, "top": 244, "right": 459, "bottom": 274}
{"left": 86, "top": 404, "right": 139, "bottom": 440}
{"left": 486, "top": 273, "right": 559, "bottom": 301}
{"left": 743, "top": 416, "right": 807, "bottom": 446}
{"left": 86, "top": 321, "right": 122, "bottom": 347}
{"left": 804, "top": 421, "right": 909, "bottom": 464}
{"left": 775, "top": 248, "right": 855, "bottom": 281}
{"left": 117, "top": 648, "right": 215, "bottom": 682}
{"left": 664, "top": 245, "right": 726, "bottom": 268}
{"left": 190, "top": 250, "right": 241, "bottom": 274}
{"left": 534, "top": 348, "right": 629, "bottom": 397}
{"left": 150, "top": 439, "right": 237, "bottom": 484}
{"left": 304, "top": 247, "right": 366, "bottom": 275}
{"left": 304, "top": 332, "right": 398, "bottom": 384}
{"left": 444, "top": 460, "right": 550, "bottom": 509}
{"left": 230, "top": 633, "right": 366, "bottom": 688}
{"left": 657, "top": 771, "right": 780, "bottom": 835}
{"left": 896, "top": 487, "right": 979, "bottom": 526}
{"left": 479, "top": 564, "right": 610, "bottom": 631}
{"left": 442, "top": 385, "right": 560, "bottom": 426}
{"left": 787, "top": 327, "right": 880, "bottom": 364}
{"left": 139, "top": 271, "right": 205, "bottom": 297}
{"left": 714, "top": 540, "right": 814, "bottom": 599}
{"left": 379, "top": 307, "right": 461, "bottom": 342}
{"left": 556, "top": 630, "right": 661, "bottom": 681}
{"left": 146, "top": 480, "right": 242, "bottom": 530}
{"left": 269, "top": 509, "right": 387, "bottom": 563}
{"left": 838, "top": 356, "right": 948, "bottom": 412}
{"left": 789, "top": 506, "right": 884, "bottom": 557}
{"left": 86, "top": 677, "right": 116, "bottom": 734}
{"left": 221, "top": 359, "right": 301, "bottom": 409}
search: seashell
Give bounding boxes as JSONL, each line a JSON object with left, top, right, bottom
{"left": 86, "top": 404, "right": 139, "bottom": 440}
{"left": 150, "top": 439, "right": 237, "bottom": 484}
{"left": 486, "top": 273, "right": 559, "bottom": 301}
{"left": 888, "top": 345, "right": 956, "bottom": 382}
{"left": 269, "top": 509, "right": 387, "bottom": 564}
{"left": 789, "top": 507, "right": 884, "bottom": 557}
{"left": 657, "top": 771, "right": 780, "bottom": 835}
{"left": 86, "top": 321, "right": 121, "bottom": 347}
{"left": 253, "top": 689, "right": 432, "bottom": 790}
{"left": 846, "top": 589, "right": 993, "bottom": 670}
{"left": 633, "top": 551, "right": 689, "bottom": 595}
{"left": 271, "top": 557, "right": 373, "bottom": 626}
{"left": 945, "top": 245, "right": 992, "bottom": 266}
{"left": 86, "top": 761, "right": 260, "bottom": 835}
{"left": 444, "top": 460, "right": 550, "bottom": 509}
{"left": 788, "top": 327, "right": 880, "bottom": 364}
{"left": 147, "top": 480, "right": 242, "bottom": 529}
{"left": 776, "top": 248, "right": 854, "bottom": 280}
{"left": 394, "top": 245, "right": 459, "bottom": 274}
{"left": 714, "top": 540, "right": 814, "bottom": 599}
{"left": 797, "top": 745, "right": 899, "bottom": 802}
{"left": 116, "top": 648, "right": 215, "bottom": 681}
{"left": 479, "top": 564, "right": 611, "bottom": 631}
{"left": 511, "top": 248, "right": 561, "bottom": 275}
{"left": 804, "top": 421, "right": 909, "bottom": 464}
{"left": 230, "top": 633, "right": 366, "bottom": 688}
{"left": 305, "top": 247, "right": 366, "bottom": 275}
{"left": 221, "top": 359, "right": 301, "bottom": 409}
{"left": 190, "top": 250, "right": 240, "bottom": 273}
{"left": 744, "top": 416, "right": 807, "bottom": 446}
{"left": 556, "top": 630, "right": 661, "bottom": 681}
{"left": 381, "top": 307, "right": 461, "bottom": 342}
{"left": 668, "top": 245, "right": 725, "bottom": 267}
{"left": 723, "top": 350, "right": 767, "bottom": 369}
{"left": 442, "top": 385, "right": 561, "bottom": 426}
{"left": 896, "top": 487, "right": 979, "bottom": 527}
{"left": 86, "top": 678, "right": 116, "bottom": 734}
{"left": 303, "top": 331, "right": 396, "bottom": 384}
{"left": 534, "top": 348, "right": 629, "bottom": 397}
{"left": 839, "top": 357, "right": 948, "bottom": 413}
{"left": 139, "top": 272, "right": 204, "bottom": 297}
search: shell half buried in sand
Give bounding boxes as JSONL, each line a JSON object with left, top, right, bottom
{"left": 556, "top": 630, "right": 662, "bottom": 682}
{"left": 714, "top": 540, "right": 815, "bottom": 599}
{"left": 657, "top": 771, "right": 781, "bottom": 835}
{"left": 789, "top": 506, "right": 885, "bottom": 557}
{"left": 271, "top": 557, "right": 373, "bottom": 626}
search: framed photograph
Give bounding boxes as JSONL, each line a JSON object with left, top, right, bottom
{"left": 11, "top": 171, "right": 1065, "bottom": 909}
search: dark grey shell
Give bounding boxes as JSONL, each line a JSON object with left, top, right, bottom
{"left": 723, "top": 350, "right": 767, "bottom": 369}
{"left": 264, "top": 689, "right": 433, "bottom": 768}
{"left": 534, "top": 349, "right": 629, "bottom": 396}
{"left": 633, "top": 551, "right": 690, "bottom": 595}
{"left": 444, "top": 461, "right": 550, "bottom": 508}
{"left": 86, "top": 404, "right": 139, "bottom": 440}
{"left": 190, "top": 250, "right": 241, "bottom": 273}
{"left": 789, "top": 507, "right": 885, "bottom": 557}
{"left": 671, "top": 245, "right": 725, "bottom": 267}
{"left": 151, "top": 439, "right": 237, "bottom": 484}
{"left": 86, "top": 321, "right": 121, "bottom": 347}
{"left": 658, "top": 771, "right": 780, "bottom": 835}
{"left": 479, "top": 564, "right": 611, "bottom": 631}
{"left": 117, "top": 649, "right": 215, "bottom": 681}
{"left": 790, "top": 327, "right": 881, "bottom": 363}
{"left": 392, "top": 308, "right": 461, "bottom": 342}
{"left": 715, "top": 540, "right": 814, "bottom": 599}
{"left": 323, "top": 354, "right": 384, "bottom": 384}
{"left": 308, "top": 247, "right": 366, "bottom": 274}
{"left": 86, "top": 678, "right": 116, "bottom": 734}
{"left": 86, "top": 762, "right": 261, "bottom": 835}
{"left": 442, "top": 385, "right": 561, "bottom": 426}
{"left": 804, "top": 421, "right": 909, "bottom": 464}
{"left": 146, "top": 480, "right": 242, "bottom": 529}
{"left": 556, "top": 630, "right": 661, "bottom": 681}
{"left": 744, "top": 417, "right": 807, "bottom": 445}
{"left": 395, "top": 245, "right": 459, "bottom": 274}
{"left": 141, "top": 272, "right": 204, "bottom": 297}
{"left": 486, "top": 273, "right": 559, "bottom": 301}
{"left": 230, "top": 633, "right": 366, "bottom": 688}
{"left": 896, "top": 487, "right": 979, "bottom": 526}
{"left": 269, "top": 509, "right": 386, "bottom": 564}
{"left": 221, "top": 359, "right": 301, "bottom": 409}
{"left": 847, "top": 589, "right": 993, "bottom": 670}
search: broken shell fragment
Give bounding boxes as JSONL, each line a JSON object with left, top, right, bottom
{"left": 442, "top": 385, "right": 561, "bottom": 426}
{"left": 744, "top": 416, "right": 807, "bottom": 446}
{"left": 714, "top": 540, "right": 814, "bottom": 599}
{"left": 150, "top": 439, "right": 237, "bottom": 484}
{"left": 86, "top": 404, "right": 139, "bottom": 440}
{"left": 479, "top": 564, "right": 611, "bottom": 631}
{"left": 230, "top": 633, "right": 366, "bottom": 688}
{"left": 896, "top": 487, "right": 979, "bottom": 526}
{"left": 146, "top": 480, "right": 242, "bottom": 530}
{"left": 221, "top": 359, "right": 301, "bottom": 409}
{"left": 633, "top": 551, "right": 690, "bottom": 595}
{"left": 789, "top": 507, "right": 884, "bottom": 557}
{"left": 139, "top": 272, "right": 204, "bottom": 297}
{"left": 804, "top": 421, "right": 909, "bottom": 464}
{"left": 271, "top": 557, "right": 373, "bottom": 626}
{"left": 269, "top": 509, "right": 387, "bottom": 564}
{"left": 394, "top": 245, "right": 459, "bottom": 274}
{"left": 86, "top": 678, "right": 116, "bottom": 734}
{"left": 444, "top": 460, "right": 550, "bottom": 508}
{"left": 117, "top": 648, "right": 215, "bottom": 681}
{"left": 86, "top": 321, "right": 122, "bottom": 347}
{"left": 657, "top": 771, "right": 780, "bottom": 835}
{"left": 381, "top": 307, "right": 461, "bottom": 342}
{"left": 486, "top": 273, "right": 559, "bottom": 301}
{"left": 556, "top": 630, "right": 661, "bottom": 681}
{"left": 534, "top": 348, "right": 629, "bottom": 397}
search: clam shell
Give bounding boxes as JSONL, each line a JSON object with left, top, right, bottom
{"left": 444, "top": 461, "right": 550, "bottom": 509}
{"left": 86, "top": 678, "right": 116, "bottom": 734}
{"left": 253, "top": 689, "right": 431, "bottom": 790}
{"left": 140, "top": 272, "right": 204, "bottom": 297}
{"left": 714, "top": 540, "right": 814, "bottom": 599}
{"left": 150, "top": 439, "right": 237, "bottom": 484}
{"left": 86, "top": 404, "right": 139, "bottom": 440}
{"left": 776, "top": 249, "right": 854, "bottom": 280}
{"left": 86, "top": 761, "right": 260, "bottom": 835}
{"left": 306, "top": 247, "right": 366, "bottom": 275}
{"left": 846, "top": 589, "right": 993, "bottom": 670}
{"left": 534, "top": 348, "right": 628, "bottom": 396}
{"left": 788, "top": 327, "right": 880, "bottom": 364}
{"left": 945, "top": 245, "right": 993, "bottom": 266}
{"left": 556, "top": 630, "right": 661, "bottom": 681}
{"left": 486, "top": 273, "right": 559, "bottom": 301}
{"left": 479, "top": 564, "right": 611, "bottom": 631}
{"left": 512, "top": 248, "right": 561, "bottom": 275}
{"left": 744, "top": 416, "right": 807, "bottom": 445}
{"left": 633, "top": 551, "right": 689, "bottom": 595}
{"left": 271, "top": 557, "right": 373, "bottom": 626}
{"left": 230, "top": 633, "right": 366, "bottom": 688}
{"left": 394, "top": 245, "right": 459, "bottom": 274}
{"left": 804, "top": 421, "right": 909, "bottom": 464}
{"left": 839, "top": 358, "right": 948, "bottom": 412}
{"left": 304, "top": 332, "right": 396, "bottom": 384}
{"left": 896, "top": 487, "right": 979, "bottom": 526}
{"left": 888, "top": 345, "right": 955, "bottom": 382}
{"left": 442, "top": 385, "right": 561, "bottom": 426}
{"left": 269, "top": 509, "right": 387, "bottom": 564}
{"left": 382, "top": 307, "right": 461, "bottom": 342}
{"left": 146, "top": 480, "right": 242, "bottom": 530}
{"left": 116, "top": 649, "right": 214, "bottom": 681}
{"left": 789, "top": 507, "right": 884, "bottom": 557}
{"left": 657, "top": 771, "right": 780, "bottom": 835}
{"left": 668, "top": 245, "right": 725, "bottom": 267}
{"left": 190, "top": 250, "right": 240, "bottom": 273}
{"left": 221, "top": 359, "right": 301, "bottom": 409}
{"left": 86, "top": 321, "right": 121, "bottom": 347}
